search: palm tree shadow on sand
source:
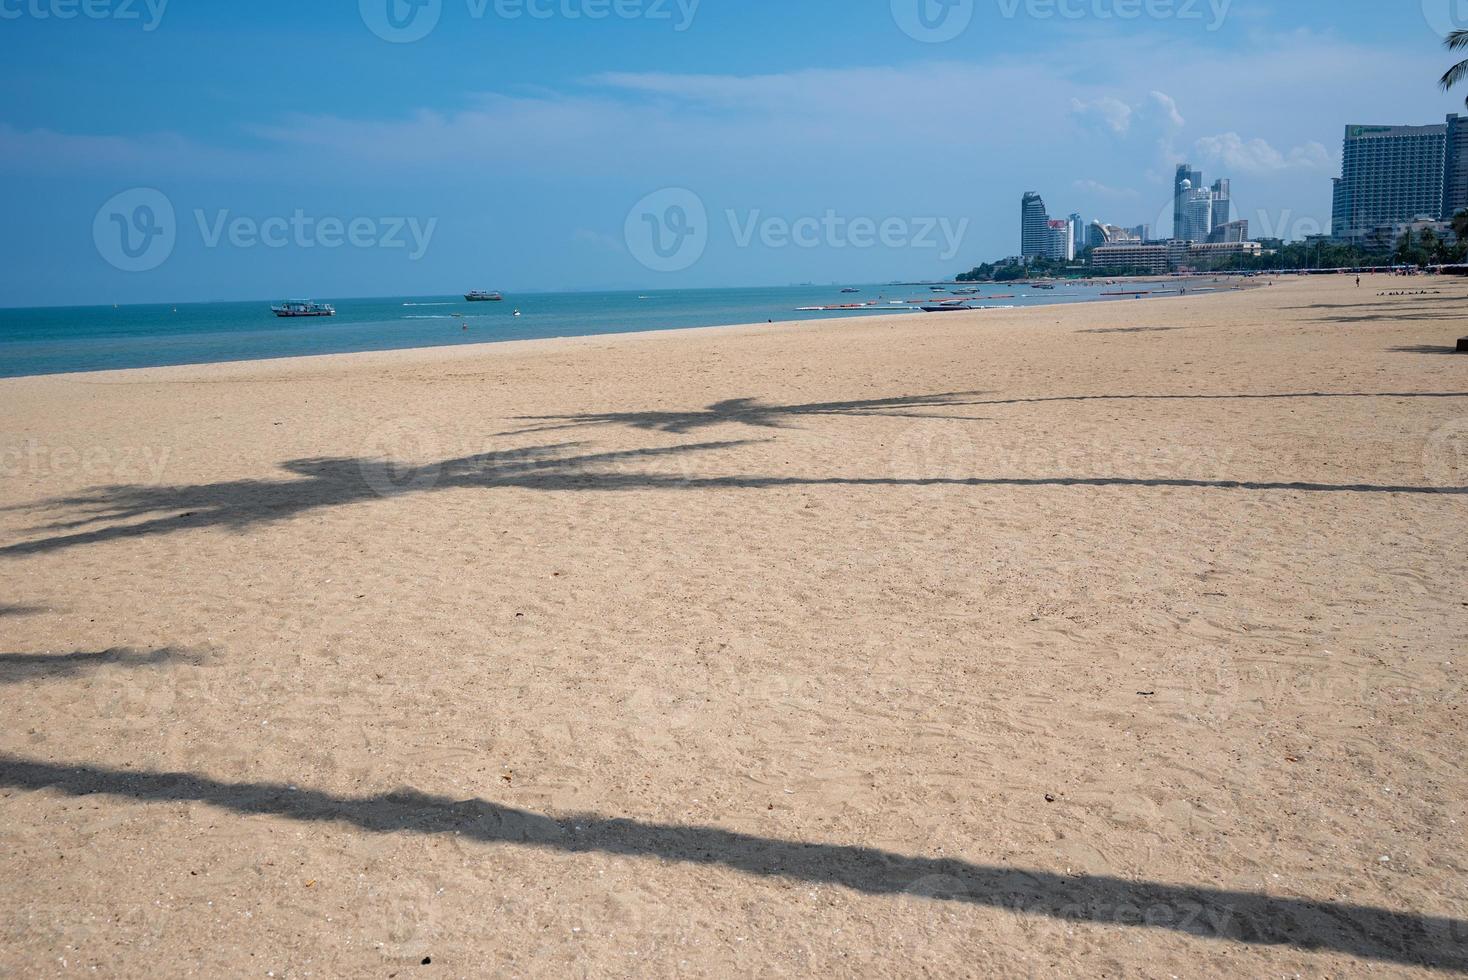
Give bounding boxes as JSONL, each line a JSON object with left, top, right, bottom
{"left": 0, "top": 753, "right": 1462, "bottom": 972}
{"left": 2, "top": 429, "right": 1466, "bottom": 558}
{"left": 497, "top": 392, "right": 995, "bottom": 436}
{"left": 0, "top": 647, "right": 203, "bottom": 685}
{"left": 499, "top": 389, "right": 1468, "bottom": 437}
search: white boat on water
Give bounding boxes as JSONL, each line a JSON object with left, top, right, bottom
{"left": 271, "top": 300, "right": 336, "bottom": 318}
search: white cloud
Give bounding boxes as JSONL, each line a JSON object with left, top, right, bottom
{"left": 1069, "top": 96, "right": 1134, "bottom": 135}
{"left": 1067, "top": 89, "right": 1187, "bottom": 174}
{"left": 1193, "top": 133, "right": 1334, "bottom": 174}
{"left": 1069, "top": 91, "right": 1184, "bottom": 140}
{"left": 1144, "top": 91, "right": 1186, "bottom": 130}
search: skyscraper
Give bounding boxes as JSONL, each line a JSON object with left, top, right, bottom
{"left": 1330, "top": 120, "right": 1452, "bottom": 242}
{"left": 1069, "top": 213, "right": 1085, "bottom": 254}
{"left": 1173, "top": 165, "right": 1203, "bottom": 239}
{"left": 1021, "top": 192, "right": 1050, "bottom": 259}
{"left": 1210, "top": 179, "right": 1231, "bottom": 233}
{"left": 1173, "top": 165, "right": 1235, "bottom": 242}
{"left": 1046, "top": 219, "right": 1075, "bottom": 261}
{"left": 1180, "top": 180, "right": 1214, "bottom": 242}
{"left": 1445, "top": 114, "right": 1468, "bottom": 220}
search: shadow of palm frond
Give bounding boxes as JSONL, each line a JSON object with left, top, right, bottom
{"left": 497, "top": 392, "right": 994, "bottom": 436}
{"left": 1323, "top": 313, "right": 1468, "bottom": 324}
{"left": 501, "top": 390, "right": 1468, "bottom": 438}
{"left": 0, "top": 441, "right": 755, "bottom": 556}
{"left": 0, "top": 754, "right": 1463, "bottom": 972}
{"left": 1388, "top": 345, "right": 1463, "bottom": 355}
{"left": 1077, "top": 325, "right": 1188, "bottom": 334}
{"left": 0, "top": 647, "right": 202, "bottom": 685}
{"left": 1, "top": 429, "right": 1463, "bottom": 559}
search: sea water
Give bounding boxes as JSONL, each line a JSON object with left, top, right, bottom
{"left": 0, "top": 282, "right": 1181, "bottom": 379}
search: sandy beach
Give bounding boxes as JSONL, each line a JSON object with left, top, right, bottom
{"left": 1, "top": 275, "right": 1466, "bottom": 976}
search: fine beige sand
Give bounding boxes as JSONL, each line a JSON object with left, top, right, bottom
{"left": 1, "top": 275, "right": 1466, "bottom": 977}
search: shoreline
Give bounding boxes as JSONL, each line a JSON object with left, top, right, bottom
{"left": 0, "top": 279, "right": 1260, "bottom": 385}
{"left": 0, "top": 272, "right": 1258, "bottom": 313}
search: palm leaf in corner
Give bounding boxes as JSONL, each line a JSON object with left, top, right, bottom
{"left": 1444, "top": 30, "right": 1468, "bottom": 105}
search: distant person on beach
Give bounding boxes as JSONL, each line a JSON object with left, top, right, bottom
{"left": 1356, "top": 277, "right": 1361, "bottom": 287}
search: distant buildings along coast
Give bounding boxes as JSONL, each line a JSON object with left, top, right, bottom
{"left": 1329, "top": 114, "right": 1468, "bottom": 248}
{"left": 1019, "top": 161, "right": 1258, "bottom": 275}
{"left": 1021, "top": 193, "right": 1075, "bottom": 262}
{"left": 997, "top": 112, "right": 1468, "bottom": 279}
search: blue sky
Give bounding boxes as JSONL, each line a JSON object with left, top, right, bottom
{"left": 2, "top": 0, "right": 1465, "bottom": 305}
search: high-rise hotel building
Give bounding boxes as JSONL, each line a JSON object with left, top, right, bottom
{"left": 1172, "top": 165, "right": 1234, "bottom": 242}
{"left": 1021, "top": 192, "right": 1050, "bottom": 259}
{"left": 1330, "top": 114, "right": 1468, "bottom": 242}
{"left": 1020, "top": 192, "right": 1074, "bottom": 261}
{"left": 1444, "top": 114, "right": 1468, "bottom": 219}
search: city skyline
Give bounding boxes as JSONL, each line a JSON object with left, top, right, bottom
{"left": 1017, "top": 159, "right": 1246, "bottom": 265}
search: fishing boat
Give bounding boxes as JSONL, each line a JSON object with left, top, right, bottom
{"left": 464, "top": 290, "right": 504, "bottom": 302}
{"left": 271, "top": 300, "right": 335, "bottom": 318}
{"left": 841, "top": 287, "right": 860, "bottom": 294}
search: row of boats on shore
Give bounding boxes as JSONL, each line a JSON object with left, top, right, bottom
{"left": 797, "top": 281, "right": 1097, "bottom": 313}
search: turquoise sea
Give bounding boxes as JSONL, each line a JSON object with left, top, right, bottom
{"left": 0, "top": 282, "right": 1183, "bottom": 379}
